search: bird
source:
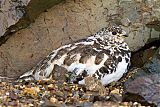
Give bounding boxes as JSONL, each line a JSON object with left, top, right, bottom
{"left": 18, "top": 26, "right": 131, "bottom": 85}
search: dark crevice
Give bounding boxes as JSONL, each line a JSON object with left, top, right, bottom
{"left": 131, "top": 39, "right": 160, "bottom": 55}
{"left": 123, "top": 92, "right": 156, "bottom": 107}
{"left": 129, "top": 39, "right": 160, "bottom": 68}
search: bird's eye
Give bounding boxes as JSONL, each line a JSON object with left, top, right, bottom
{"left": 112, "top": 32, "right": 117, "bottom": 35}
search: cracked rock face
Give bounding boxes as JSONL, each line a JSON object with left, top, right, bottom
{"left": 0, "top": 0, "right": 160, "bottom": 79}
{"left": 0, "top": 0, "right": 30, "bottom": 37}
{"left": 0, "top": 0, "right": 64, "bottom": 45}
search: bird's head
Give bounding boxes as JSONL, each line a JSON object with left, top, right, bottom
{"left": 106, "top": 26, "right": 128, "bottom": 39}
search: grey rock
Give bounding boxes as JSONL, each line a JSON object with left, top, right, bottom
{"left": 124, "top": 47, "right": 160, "bottom": 106}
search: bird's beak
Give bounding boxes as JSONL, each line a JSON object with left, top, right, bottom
{"left": 121, "top": 30, "right": 128, "bottom": 37}
{"left": 119, "top": 33, "right": 128, "bottom": 37}
{"left": 123, "top": 34, "right": 128, "bottom": 37}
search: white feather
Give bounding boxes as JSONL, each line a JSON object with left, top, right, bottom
{"left": 101, "top": 57, "right": 128, "bottom": 85}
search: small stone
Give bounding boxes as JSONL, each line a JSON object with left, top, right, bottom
{"left": 9, "top": 91, "right": 18, "bottom": 100}
{"left": 40, "top": 100, "right": 44, "bottom": 104}
{"left": 122, "top": 102, "right": 129, "bottom": 106}
{"left": 63, "top": 82, "right": 67, "bottom": 85}
{"left": 20, "top": 85, "right": 25, "bottom": 89}
{"left": 9, "top": 101, "right": 17, "bottom": 106}
{"left": 48, "top": 84, "right": 54, "bottom": 90}
{"left": 32, "top": 87, "right": 40, "bottom": 93}
{"left": 28, "top": 103, "right": 34, "bottom": 106}
{"left": 5, "top": 92, "right": 9, "bottom": 96}
{"left": 133, "top": 102, "right": 137, "bottom": 105}
{"left": 78, "top": 101, "right": 93, "bottom": 107}
{"left": 81, "top": 93, "right": 94, "bottom": 102}
{"left": 84, "top": 77, "right": 107, "bottom": 95}
{"left": 23, "top": 87, "right": 39, "bottom": 97}
{"left": 50, "top": 97, "right": 58, "bottom": 103}
{"left": 93, "top": 101, "right": 119, "bottom": 107}
{"left": 110, "top": 89, "right": 120, "bottom": 95}
{"left": 110, "top": 94, "right": 122, "bottom": 103}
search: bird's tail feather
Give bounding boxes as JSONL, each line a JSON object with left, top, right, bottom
{"left": 17, "top": 70, "right": 35, "bottom": 82}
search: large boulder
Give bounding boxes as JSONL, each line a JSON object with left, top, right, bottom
{"left": 124, "top": 47, "right": 160, "bottom": 106}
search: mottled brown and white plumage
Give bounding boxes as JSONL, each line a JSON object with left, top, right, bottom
{"left": 19, "top": 26, "right": 131, "bottom": 85}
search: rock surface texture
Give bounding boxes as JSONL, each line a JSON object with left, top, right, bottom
{"left": 0, "top": 0, "right": 29, "bottom": 38}
{"left": 0, "top": 0, "right": 160, "bottom": 79}
{"left": 0, "top": 0, "right": 64, "bottom": 45}
{"left": 124, "top": 47, "right": 160, "bottom": 106}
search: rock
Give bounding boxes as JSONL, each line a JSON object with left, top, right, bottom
{"left": 144, "top": 48, "right": 160, "bottom": 74}
{"left": 0, "top": 0, "right": 64, "bottom": 45}
{"left": 28, "top": 103, "right": 34, "bottom": 106}
{"left": 52, "top": 64, "right": 68, "bottom": 83}
{"left": 110, "top": 89, "right": 120, "bottom": 95}
{"left": 92, "top": 101, "right": 119, "bottom": 107}
{"left": 78, "top": 102, "right": 93, "bottom": 107}
{"left": 9, "top": 91, "right": 18, "bottom": 100}
{"left": 0, "top": 0, "right": 160, "bottom": 80}
{"left": 41, "top": 98, "right": 61, "bottom": 107}
{"left": 110, "top": 94, "right": 122, "bottom": 103}
{"left": 84, "top": 77, "right": 107, "bottom": 96}
{"left": 50, "top": 97, "right": 58, "bottom": 103}
{"left": 47, "top": 84, "right": 54, "bottom": 90}
{"left": 23, "top": 87, "right": 40, "bottom": 97}
{"left": 110, "top": 88, "right": 122, "bottom": 103}
{"left": 131, "top": 46, "right": 157, "bottom": 68}
{"left": 81, "top": 93, "right": 95, "bottom": 102}
{"left": 124, "top": 47, "right": 160, "bottom": 106}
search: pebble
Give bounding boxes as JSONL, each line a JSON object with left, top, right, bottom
{"left": 28, "top": 103, "right": 34, "bottom": 106}
{"left": 50, "top": 97, "right": 58, "bottom": 103}
{"left": 48, "top": 84, "right": 54, "bottom": 90}
{"left": 0, "top": 75, "right": 149, "bottom": 107}
{"left": 5, "top": 92, "right": 9, "bottom": 96}
{"left": 110, "top": 89, "right": 120, "bottom": 95}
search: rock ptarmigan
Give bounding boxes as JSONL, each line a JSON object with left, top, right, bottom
{"left": 19, "top": 26, "right": 131, "bottom": 85}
